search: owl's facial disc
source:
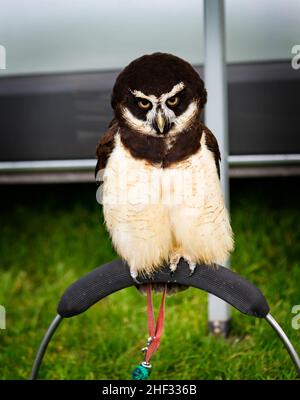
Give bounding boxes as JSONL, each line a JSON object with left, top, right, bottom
{"left": 121, "top": 82, "right": 198, "bottom": 136}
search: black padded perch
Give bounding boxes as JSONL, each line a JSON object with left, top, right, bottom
{"left": 30, "top": 260, "right": 300, "bottom": 379}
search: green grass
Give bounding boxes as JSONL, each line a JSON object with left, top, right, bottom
{"left": 0, "top": 178, "right": 299, "bottom": 380}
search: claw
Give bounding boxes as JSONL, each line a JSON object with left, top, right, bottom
{"left": 188, "top": 262, "right": 197, "bottom": 276}
{"left": 169, "top": 265, "right": 176, "bottom": 275}
{"left": 130, "top": 269, "right": 141, "bottom": 285}
{"left": 169, "top": 252, "right": 181, "bottom": 274}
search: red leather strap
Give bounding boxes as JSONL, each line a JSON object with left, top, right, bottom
{"left": 145, "top": 284, "right": 167, "bottom": 363}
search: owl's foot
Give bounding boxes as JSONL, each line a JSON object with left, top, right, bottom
{"left": 169, "top": 252, "right": 182, "bottom": 274}
{"left": 169, "top": 252, "right": 197, "bottom": 276}
{"left": 188, "top": 261, "right": 197, "bottom": 276}
{"left": 130, "top": 268, "right": 141, "bottom": 285}
{"left": 182, "top": 254, "right": 197, "bottom": 276}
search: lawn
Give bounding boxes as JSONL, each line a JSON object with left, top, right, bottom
{"left": 0, "top": 178, "right": 299, "bottom": 380}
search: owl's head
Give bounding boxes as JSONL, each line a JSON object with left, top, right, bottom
{"left": 111, "top": 53, "right": 207, "bottom": 136}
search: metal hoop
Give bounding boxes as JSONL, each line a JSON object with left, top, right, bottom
{"left": 30, "top": 315, "right": 63, "bottom": 380}
{"left": 30, "top": 313, "right": 300, "bottom": 379}
{"left": 29, "top": 261, "right": 300, "bottom": 379}
{"left": 265, "top": 313, "right": 300, "bottom": 374}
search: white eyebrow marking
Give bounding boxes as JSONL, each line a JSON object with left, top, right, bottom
{"left": 130, "top": 89, "right": 158, "bottom": 103}
{"left": 129, "top": 82, "right": 185, "bottom": 104}
{"left": 160, "top": 82, "right": 185, "bottom": 102}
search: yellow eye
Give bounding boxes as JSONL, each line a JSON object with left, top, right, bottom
{"left": 138, "top": 99, "right": 151, "bottom": 110}
{"left": 167, "top": 96, "right": 179, "bottom": 107}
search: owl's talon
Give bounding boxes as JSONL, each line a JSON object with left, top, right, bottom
{"left": 188, "top": 262, "right": 197, "bottom": 276}
{"left": 130, "top": 270, "right": 141, "bottom": 285}
{"left": 169, "top": 252, "right": 181, "bottom": 274}
{"left": 169, "top": 264, "right": 178, "bottom": 274}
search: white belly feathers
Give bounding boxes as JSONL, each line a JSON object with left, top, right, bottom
{"left": 102, "top": 131, "right": 234, "bottom": 276}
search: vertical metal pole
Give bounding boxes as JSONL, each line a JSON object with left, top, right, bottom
{"left": 204, "top": 0, "right": 231, "bottom": 335}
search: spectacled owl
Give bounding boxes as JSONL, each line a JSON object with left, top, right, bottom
{"left": 95, "top": 53, "right": 234, "bottom": 285}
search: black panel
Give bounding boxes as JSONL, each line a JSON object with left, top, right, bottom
{"left": 0, "top": 90, "right": 113, "bottom": 161}
{"left": 228, "top": 80, "right": 300, "bottom": 155}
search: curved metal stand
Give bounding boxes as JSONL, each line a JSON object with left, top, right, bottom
{"left": 29, "top": 260, "right": 300, "bottom": 379}
{"left": 265, "top": 313, "right": 300, "bottom": 374}
{"left": 30, "top": 315, "right": 63, "bottom": 380}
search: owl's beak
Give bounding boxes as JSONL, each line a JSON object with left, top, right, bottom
{"left": 155, "top": 111, "right": 166, "bottom": 134}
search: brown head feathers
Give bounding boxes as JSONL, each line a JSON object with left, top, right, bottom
{"left": 111, "top": 52, "right": 207, "bottom": 111}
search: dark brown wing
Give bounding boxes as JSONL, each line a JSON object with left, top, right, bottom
{"left": 95, "top": 119, "right": 118, "bottom": 186}
{"left": 202, "top": 124, "right": 221, "bottom": 178}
